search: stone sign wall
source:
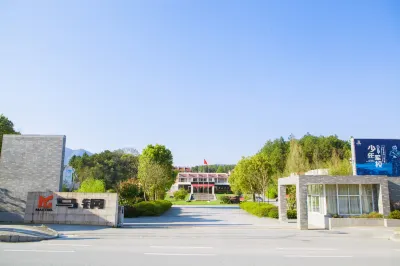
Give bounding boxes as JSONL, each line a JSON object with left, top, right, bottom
{"left": 0, "top": 135, "right": 66, "bottom": 222}
{"left": 24, "top": 192, "right": 119, "bottom": 226}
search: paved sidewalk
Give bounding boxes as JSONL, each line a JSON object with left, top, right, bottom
{"left": 0, "top": 224, "right": 58, "bottom": 242}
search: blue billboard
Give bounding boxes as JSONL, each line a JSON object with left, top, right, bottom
{"left": 352, "top": 138, "right": 400, "bottom": 177}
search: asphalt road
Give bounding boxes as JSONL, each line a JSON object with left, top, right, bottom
{"left": 0, "top": 206, "right": 399, "bottom": 266}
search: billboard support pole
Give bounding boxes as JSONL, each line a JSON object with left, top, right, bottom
{"left": 351, "top": 137, "right": 357, "bottom": 176}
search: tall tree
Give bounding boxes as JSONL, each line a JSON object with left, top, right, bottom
{"left": 250, "top": 153, "right": 274, "bottom": 203}
{"left": 0, "top": 114, "right": 19, "bottom": 154}
{"left": 69, "top": 150, "right": 139, "bottom": 190}
{"left": 216, "top": 166, "right": 225, "bottom": 173}
{"left": 229, "top": 157, "right": 260, "bottom": 200}
{"left": 285, "top": 138, "right": 309, "bottom": 175}
{"left": 138, "top": 144, "right": 174, "bottom": 200}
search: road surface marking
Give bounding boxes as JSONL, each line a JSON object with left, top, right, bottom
{"left": 150, "top": 246, "right": 212, "bottom": 249}
{"left": 277, "top": 248, "right": 337, "bottom": 251}
{"left": 4, "top": 249, "right": 75, "bottom": 253}
{"left": 284, "top": 255, "right": 352, "bottom": 258}
{"left": 47, "top": 244, "right": 91, "bottom": 247}
{"left": 144, "top": 253, "right": 216, "bottom": 256}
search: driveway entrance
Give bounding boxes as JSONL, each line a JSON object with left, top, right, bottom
{"left": 123, "top": 205, "right": 295, "bottom": 229}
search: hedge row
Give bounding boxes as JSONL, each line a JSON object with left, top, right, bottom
{"left": 287, "top": 209, "right": 297, "bottom": 219}
{"left": 240, "top": 202, "right": 279, "bottom": 218}
{"left": 124, "top": 200, "right": 172, "bottom": 218}
{"left": 388, "top": 210, "right": 400, "bottom": 219}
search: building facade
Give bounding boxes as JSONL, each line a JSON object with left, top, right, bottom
{"left": 0, "top": 135, "right": 66, "bottom": 222}
{"left": 173, "top": 173, "right": 231, "bottom": 194}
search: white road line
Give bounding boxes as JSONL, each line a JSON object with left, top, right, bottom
{"left": 144, "top": 253, "right": 216, "bottom": 256}
{"left": 150, "top": 246, "right": 212, "bottom": 249}
{"left": 47, "top": 244, "right": 91, "bottom": 247}
{"left": 4, "top": 249, "right": 75, "bottom": 253}
{"left": 277, "top": 248, "right": 337, "bottom": 251}
{"left": 284, "top": 255, "right": 352, "bottom": 258}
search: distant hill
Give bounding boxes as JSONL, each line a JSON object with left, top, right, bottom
{"left": 64, "top": 148, "right": 92, "bottom": 165}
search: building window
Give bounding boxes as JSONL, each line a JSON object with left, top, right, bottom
{"left": 361, "top": 184, "right": 374, "bottom": 214}
{"left": 325, "top": 184, "right": 337, "bottom": 215}
{"left": 307, "top": 185, "right": 323, "bottom": 213}
{"left": 193, "top": 178, "right": 198, "bottom": 182}
{"left": 338, "top": 184, "right": 361, "bottom": 215}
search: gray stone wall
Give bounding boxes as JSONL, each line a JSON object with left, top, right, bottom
{"left": 24, "top": 192, "right": 119, "bottom": 226}
{"left": 0, "top": 135, "right": 66, "bottom": 222}
{"left": 388, "top": 177, "right": 400, "bottom": 209}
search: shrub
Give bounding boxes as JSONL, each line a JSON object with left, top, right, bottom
{"left": 353, "top": 212, "right": 384, "bottom": 219}
{"left": 118, "top": 178, "right": 142, "bottom": 206}
{"left": 173, "top": 189, "right": 188, "bottom": 200}
{"left": 268, "top": 209, "right": 279, "bottom": 219}
{"left": 240, "top": 202, "right": 278, "bottom": 218}
{"left": 77, "top": 178, "right": 105, "bottom": 193}
{"left": 124, "top": 200, "right": 172, "bottom": 218}
{"left": 388, "top": 210, "right": 400, "bottom": 219}
{"left": 287, "top": 209, "right": 297, "bottom": 219}
{"left": 220, "top": 196, "right": 231, "bottom": 204}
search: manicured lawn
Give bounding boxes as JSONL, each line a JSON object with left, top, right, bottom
{"left": 164, "top": 193, "right": 238, "bottom": 205}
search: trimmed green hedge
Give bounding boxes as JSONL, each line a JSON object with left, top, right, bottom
{"left": 240, "top": 202, "right": 278, "bottom": 218}
{"left": 351, "top": 212, "right": 384, "bottom": 218}
{"left": 287, "top": 209, "right": 297, "bottom": 219}
{"left": 124, "top": 200, "right": 172, "bottom": 218}
{"left": 388, "top": 210, "right": 400, "bottom": 219}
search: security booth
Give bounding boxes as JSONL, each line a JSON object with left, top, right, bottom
{"left": 278, "top": 175, "right": 391, "bottom": 230}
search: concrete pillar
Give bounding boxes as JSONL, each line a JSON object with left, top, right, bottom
{"left": 296, "top": 182, "right": 308, "bottom": 230}
{"left": 190, "top": 186, "right": 193, "bottom": 194}
{"left": 278, "top": 185, "right": 287, "bottom": 221}
{"left": 212, "top": 186, "right": 215, "bottom": 195}
{"left": 378, "top": 182, "right": 390, "bottom": 216}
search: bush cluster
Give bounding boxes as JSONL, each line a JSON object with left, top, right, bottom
{"left": 124, "top": 200, "right": 172, "bottom": 218}
{"left": 240, "top": 202, "right": 278, "bottom": 218}
{"left": 287, "top": 209, "right": 297, "bottom": 219}
{"left": 353, "top": 212, "right": 384, "bottom": 219}
{"left": 220, "top": 196, "right": 231, "bottom": 204}
{"left": 173, "top": 189, "right": 188, "bottom": 200}
{"left": 388, "top": 210, "right": 400, "bottom": 219}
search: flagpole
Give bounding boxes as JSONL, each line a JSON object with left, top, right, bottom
{"left": 207, "top": 163, "right": 209, "bottom": 196}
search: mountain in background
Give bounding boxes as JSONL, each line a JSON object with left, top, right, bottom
{"left": 64, "top": 148, "right": 92, "bottom": 165}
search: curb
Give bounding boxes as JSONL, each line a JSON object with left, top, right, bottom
{"left": 0, "top": 234, "right": 58, "bottom": 243}
{"left": 0, "top": 225, "right": 59, "bottom": 243}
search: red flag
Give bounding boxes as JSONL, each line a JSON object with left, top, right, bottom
{"left": 204, "top": 159, "right": 208, "bottom": 165}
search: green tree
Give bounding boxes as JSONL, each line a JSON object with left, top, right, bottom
{"left": 77, "top": 178, "right": 106, "bottom": 193}
{"left": 328, "top": 149, "right": 352, "bottom": 175}
{"left": 259, "top": 137, "right": 289, "bottom": 175}
{"left": 250, "top": 153, "right": 274, "bottom": 203}
{"left": 138, "top": 144, "right": 174, "bottom": 200}
{"left": 117, "top": 178, "right": 141, "bottom": 206}
{"left": 69, "top": 150, "right": 139, "bottom": 190}
{"left": 0, "top": 114, "right": 20, "bottom": 154}
{"left": 138, "top": 161, "right": 170, "bottom": 200}
{"left": 229, "top": 157, "right": 260, "bottom": 201}
{"left": 285, "top": 138, "right": 309, "bottom": 175}
{"left": 216, "top": 166, "right": 225, "bottom": 173}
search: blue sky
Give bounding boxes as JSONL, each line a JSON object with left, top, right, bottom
{"left": 1, "top": 0, "right": 399, "bottom": 166}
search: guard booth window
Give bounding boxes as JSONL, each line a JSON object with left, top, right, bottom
{"left": 307, "top": 184, "right": 323, "bottom": 213}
